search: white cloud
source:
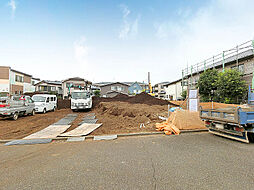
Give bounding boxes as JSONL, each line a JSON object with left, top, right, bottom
{"left": 74, "top": 36, "right": 89, "bottom": 64}
{"left": 153, "top": 0, "right": 254, "bottom": 82}
{"left": 8, "top": 0, "right": 16, "bottom": 18}
{"left": 119, "top": 4, "right": 140, "bottom": 40}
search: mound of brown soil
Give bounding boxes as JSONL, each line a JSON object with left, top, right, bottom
{"left": 93, "top": 92, "right": 172, "bottom": 107}
{"left": 90, "top": 101, "right": 168, "bottom": 135}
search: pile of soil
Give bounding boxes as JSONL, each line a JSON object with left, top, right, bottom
{"left": 58, "top": 99, "right": 71, "bottom": 109}
{"left": 200, "top": 102, "right": 239, "bottom": 109}
{"left": 90, "top": 101, "right": 168, "bottom": 135}
{"left": 93, "top": 92, "right": 172, "bottom": 107}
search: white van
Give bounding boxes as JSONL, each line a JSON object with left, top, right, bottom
{"left": 32, "top": 94, "right": 57, "bottom": 113}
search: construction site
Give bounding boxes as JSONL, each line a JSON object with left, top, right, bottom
{"left": 1, "top": 91, "right": 241, "bottom": 140}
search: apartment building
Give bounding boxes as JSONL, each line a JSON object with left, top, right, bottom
{"left": 153, "top": 82, "right": 169, "bottom": 99}
{"left": 0, "top": 66, "right": 35, "bottom": 96}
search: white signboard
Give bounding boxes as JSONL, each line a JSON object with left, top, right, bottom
{"left": 189, "top": 99, "right": 198, "bottom": 112}
{"left": 189, "top": 89, "right": 198, "bottom": 99}
{"left": 188, "top": 89, "right": 199, "bottom": 111}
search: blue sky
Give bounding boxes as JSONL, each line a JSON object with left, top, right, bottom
{"left": 0, "top": 0, "right": 254, "bottom": 84}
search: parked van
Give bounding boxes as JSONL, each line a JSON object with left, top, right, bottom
{"left": 32, "top": 94, "right": 57, "bottom": 113}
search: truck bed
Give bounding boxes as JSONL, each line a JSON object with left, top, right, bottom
{"left": 200, "top": 107, "right": 254, "bottom": 125}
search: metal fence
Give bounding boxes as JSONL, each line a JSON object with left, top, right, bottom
{"left": 182, "top": 40, "right": 254, "bottom": 78}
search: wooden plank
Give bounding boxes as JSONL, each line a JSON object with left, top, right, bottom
{"left": 59, "top": 123, "right": 102, "bottom": 137}
{"left": 23, "top": 125, "right": 71, "bottom": 139}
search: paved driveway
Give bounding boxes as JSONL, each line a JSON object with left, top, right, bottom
{"left": 1, "top": 133, "right": 254, "bottom": 190}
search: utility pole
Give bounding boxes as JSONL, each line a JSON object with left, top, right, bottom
{"left": 222, "top": 51, "right": 225, "bottom": 72}
{"left": 236, "top": 45, "right": 239, "bottom": 69}
{"left": 252, "top": 40, "right": 254, "bottom": 90}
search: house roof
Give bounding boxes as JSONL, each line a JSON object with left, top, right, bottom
{"left": 96, "top": 82, "right": 130, "bottom": 87}
{"left": 94, "top": 81, "right": 148, "bottom": 87}
{"left": 35, "top": 80, "right": 62, "bottom": 86}
{"left": 62, "top": 77, "right": 91, "bottom": 84}
{"left": 163, "top": 78, "right": 182, "bottom": 87}
{"left": 11, "top": 69, "right": 32, "bottom": 77}
{"left": 32, "top": 77, "right": 40, "bottom": 81}
{"left": 154, "top": 81, "right": 171, "bottom": 86}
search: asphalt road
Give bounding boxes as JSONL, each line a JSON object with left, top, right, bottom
{"left": 1, "top": 132, "right": 254, "bottom": 190}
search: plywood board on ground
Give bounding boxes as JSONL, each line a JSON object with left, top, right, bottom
{"left": 59, "top": 123, "right": 102, "bottom": 137}
{"left": 23, "top": 125, "right": 71, "bottom": 139}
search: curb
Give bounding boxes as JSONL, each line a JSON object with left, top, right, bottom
{"left": 0, "top": 129, "right": 208, "bottom": 144}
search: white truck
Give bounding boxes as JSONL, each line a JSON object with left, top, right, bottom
{"left": 71, "top": 90, "right": 92, "bottom": 111}
{"left": 0, "top": 95, "right": 35, "bottom": 120}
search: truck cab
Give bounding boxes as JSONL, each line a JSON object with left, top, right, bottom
{"left": 71, "top": 90, "right": 92, "bottom": 111}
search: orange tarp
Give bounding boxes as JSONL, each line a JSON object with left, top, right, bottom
{"left": 156, "top": 109, "right": 206, "bottom": 135}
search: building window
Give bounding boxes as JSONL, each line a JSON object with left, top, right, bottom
{"left": 15, "top": 75, "right": 24, "bottom": 82}
{"left": 111, "top": 86, "right": 117, "bottom": 91}
{"left": 231, "top": 64, "right": 244, "bottom": 73}
{"left": 117, "top": 86, "right": 123, "bottom": 91}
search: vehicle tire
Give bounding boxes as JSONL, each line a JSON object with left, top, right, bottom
{"left": 12, "top": 112, "right": 19, "bottom": 120}
{"left": 43, "top": 108, "right": 46, "bottom": 114}
{"left": 31, "top": 110, "right": 35, "bottom": 116}
{"left": 248, "top": 132, "right": 254, "bottom": 142}
{"left": 53, "top": 107, "right": 56, "bottom": 112}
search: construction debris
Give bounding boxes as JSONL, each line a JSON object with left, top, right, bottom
{"left": 156, "top": 109, "right": 206, "bottom": 135}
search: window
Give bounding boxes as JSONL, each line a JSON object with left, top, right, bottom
{"left": 51, "top": 86, "right": 56, "bottom": 91}
{"left": 46, "top": 98, "right": 49, "bottom": 103}
{"left": 41, "top": 86, "right": 48, "bottom": 91}
{"left": 111, "top": 86, "right": 117, "bottom": 91}
{"left": 15, "top": 75, "right": 24, "bottom": 82}
{"left": 231, "top": 64, "right": 244, "bottom": 73}
{"left": 51, "top": 97, "right": 54, "bottom": 101}
{"left": 117, "top": 86, "right": 123, "bottom": 91}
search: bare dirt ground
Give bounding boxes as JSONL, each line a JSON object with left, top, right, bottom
{"left": 1, "top": 93, "right": 221, "bottom": 140}
{"left": 0, "top": 109, "right": 72, "bottom": 140}
{"left": 0, "top": 93, "right": 170, "bottom": 139}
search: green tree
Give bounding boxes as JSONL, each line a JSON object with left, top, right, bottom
{"left": 181, "top": 90, "right": 187, "bottom": 99}
{"left": 94, "top": 90, "right": 101, "bottom": 97}
{"left": 216, "top": 69, "right": 247, "bottom": 104}
{"left": 197, "top": 69, "right": 219, "bottom": 102}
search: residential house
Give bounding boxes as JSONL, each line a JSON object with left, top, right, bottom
{"left": 35, "top": 80, "right": 63, "bottom": 96}
{"left": 62, "top": 77, "right": 92, "bottom": 99}
{"left": 94, "top": 82, "right": 129, "bottom": 97}
{"left": 0, "top": 66, "right": 35, "bottom": 96}
{"left": 153, "top": 82, "right": 169, "bottom": 99}
{"left": 164, "top": 79, "right": 186, "bottom": 100}
{"left": 128, "top": 82, "right": 148, "bottom": 94}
